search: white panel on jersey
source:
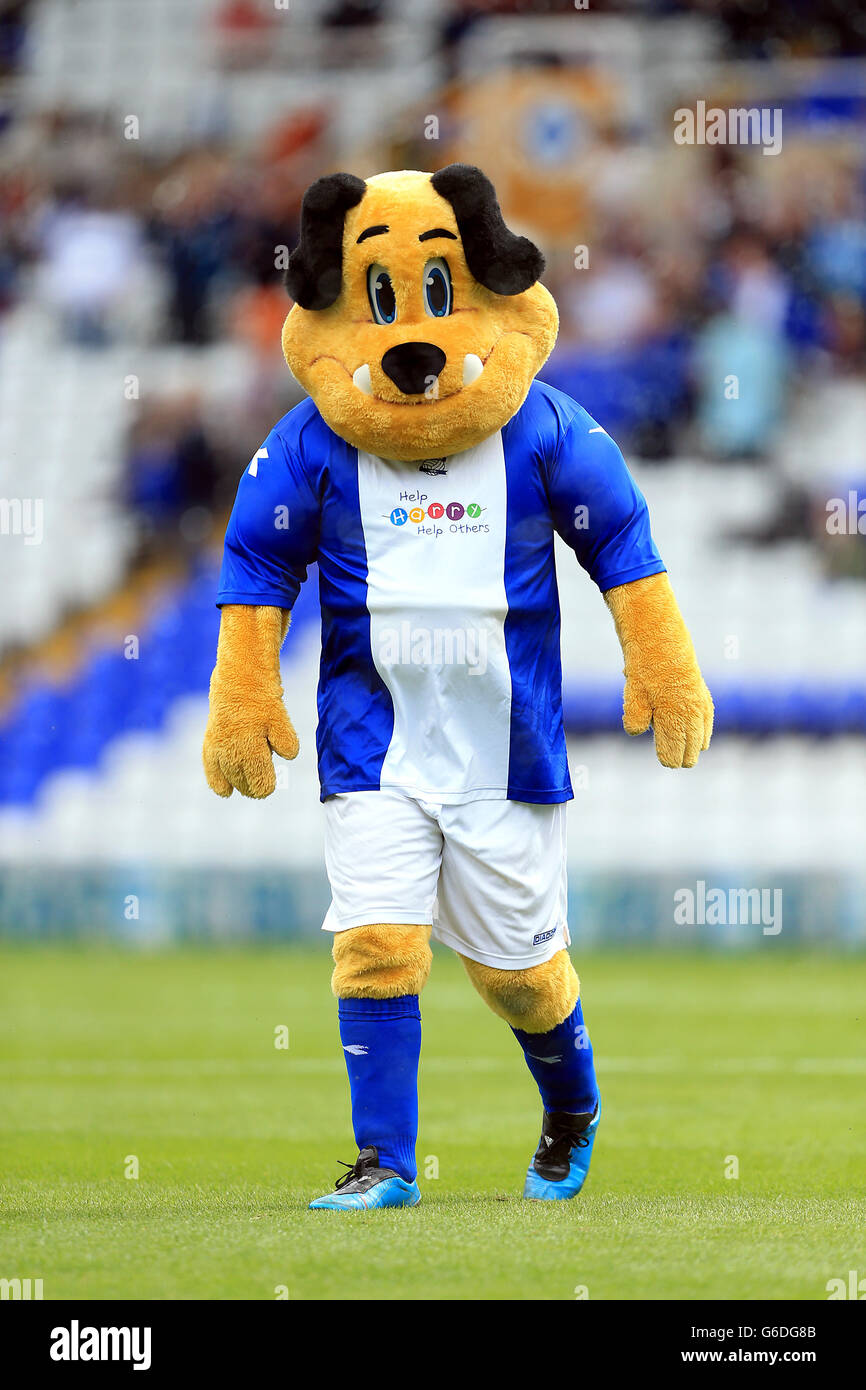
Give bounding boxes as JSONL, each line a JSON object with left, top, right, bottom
{"left": 358, "top": 432, "right": 512, "bottom": 803}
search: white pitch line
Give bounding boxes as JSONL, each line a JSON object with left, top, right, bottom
{"left": 0, "top": 1057, "right": 864, "bottom": 1078}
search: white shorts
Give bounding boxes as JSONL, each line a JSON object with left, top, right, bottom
{"left": 322, "top": 789, "right": 570, "bottom": 970}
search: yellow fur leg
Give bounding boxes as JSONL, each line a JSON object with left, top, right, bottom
{"left": 331, "top": 923, "right": 432, "bottom": 999}
{"left": 459, "top": 948, "right": 579, "bottom": 1033}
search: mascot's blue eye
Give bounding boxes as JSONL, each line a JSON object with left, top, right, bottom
{"left": 423, "top": 258, "right": 452, "bottom": 317}
{"left": 367, "top": 264, "right": 397, "bottom": 324}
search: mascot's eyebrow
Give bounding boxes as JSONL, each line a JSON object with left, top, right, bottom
{"left": 419, "top": 228, "right": 457, "bottom": 242}
{"left": 357, "top": 224, "right": 388, "bottom": 243}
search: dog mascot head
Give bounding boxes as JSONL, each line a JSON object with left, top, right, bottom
{"left": 282, "top": 164, "right": 558, "bottom": 462}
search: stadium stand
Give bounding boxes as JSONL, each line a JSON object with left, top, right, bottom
{"left": 1, "top": 1, "right": 864, "bottom": 938}
{"left": 0, "top": 312, "right": 133, "bottom": 647}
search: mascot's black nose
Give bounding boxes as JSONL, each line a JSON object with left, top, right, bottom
{"left": 381, "top": 342, "right": 447, "bottom": 395}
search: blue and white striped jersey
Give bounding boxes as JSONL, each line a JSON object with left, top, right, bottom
{"left": 217, "top": 379, "right": 664, "bottom": 804}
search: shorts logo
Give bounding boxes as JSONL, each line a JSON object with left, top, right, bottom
{"left": 343, "top": 1044, "right": 369, "bottom": 1055}
{"left": 532, "top": 928, "right": 557, "bottom": 946}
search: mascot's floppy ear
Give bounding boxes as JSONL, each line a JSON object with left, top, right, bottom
{"left": 431, "top": 163, "right": 544, "bottom": 295}
{"left": 285, "top": 172, "right": 366, "bottom": 310}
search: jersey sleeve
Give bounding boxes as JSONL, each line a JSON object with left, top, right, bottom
{"left": 216, "top": 429, "right": 320, "bottom": 609}
{"left": 546, "top": 416, "right": 665, "bottom": 592}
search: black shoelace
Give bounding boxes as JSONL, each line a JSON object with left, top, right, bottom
{"left": 545, "top": 1129, "right": 590, "bottom": 1164}
{"left": 334, "top": 1157, "right": 365, "bottom": 1190}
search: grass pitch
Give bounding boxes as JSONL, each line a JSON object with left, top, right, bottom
{"left": 0, "top": 945, "right": 864, "bottom": 1301}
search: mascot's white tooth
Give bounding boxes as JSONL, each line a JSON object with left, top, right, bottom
{"left": 462, "top": 353, "right": 483, "bottom": 386}
{"left": 352, "top": 364, "right": 372, "bottom": 395}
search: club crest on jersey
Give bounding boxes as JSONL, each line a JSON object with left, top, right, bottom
{"left": 418, "top": 458, "right": 448, "bottom": 476}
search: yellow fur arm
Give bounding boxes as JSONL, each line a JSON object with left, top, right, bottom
{"left": 604, "top": 571, "right": 714, "bottom": 769}
{"left": 331, "top": 924, "right": 432, "bottom": 999}
{"left": 202, "top": 604, "right": 299, "bottom": 799}
{"left": 459, "top": 949, "right": 579, "bottom": 1033}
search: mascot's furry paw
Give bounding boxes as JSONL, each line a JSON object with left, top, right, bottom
{"left": 203, "top": 604, "right": 298, "bottom": 799}
{"left": 623, "top": 669, "right": 714, "bottom": 770}
{"left": 605, "top": 572, "right": 714, "bottom": 769}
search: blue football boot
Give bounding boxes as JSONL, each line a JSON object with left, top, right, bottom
{"left": 523, "top": 1102, "right": 601, "bottom": 1201}
{"left": 309, "top": 1145, "right": 421, "bottom": 1211}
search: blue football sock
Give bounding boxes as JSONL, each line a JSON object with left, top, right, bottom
{"left": 512, "top": 998, "right": 598, "bottom": 1116}
{"left": 337, "top": 995, "right": 421, "bottom": 1182}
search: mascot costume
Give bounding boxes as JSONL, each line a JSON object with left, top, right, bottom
{"left": 203, "top": 166, "right": 713, "bottom": 1209}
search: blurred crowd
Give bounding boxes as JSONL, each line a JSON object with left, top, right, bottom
{"left": 0, "top": 103, "right": 326, "bottom": 550}
{"left": 541, "top": 139, "right": 866, "bottom": 464}
{"left": 0, "top": 105, "right": 321, "bottom": 346}
{"left": 1, "top": 0, "right": 865, "bottom": 569}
